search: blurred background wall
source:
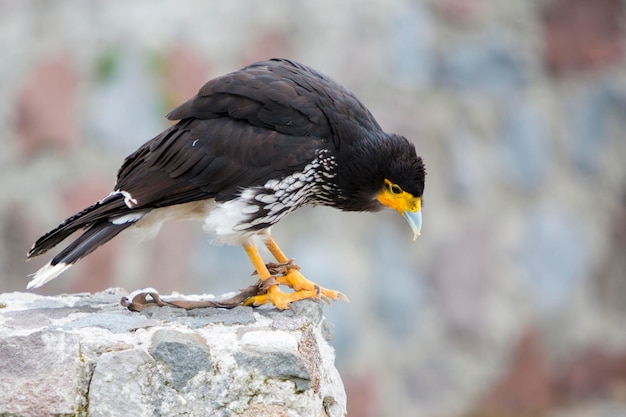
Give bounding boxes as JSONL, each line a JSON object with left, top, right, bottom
{"left": 1, "top": 0, "right": 626, "bottom": 416}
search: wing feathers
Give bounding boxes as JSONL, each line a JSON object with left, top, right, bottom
{"left": 167, "top": 59, "right": 382, "bottom": 142}
{"left": 112, "top": 117, "right": 323, "bottom": 209}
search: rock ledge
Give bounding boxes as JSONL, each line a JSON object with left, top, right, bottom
{"left": 0, "top": 289, "right": 346, "bottom": 417}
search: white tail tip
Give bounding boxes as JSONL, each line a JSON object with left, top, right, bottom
{"left": 27, "top": 262, "right": 71, "bottom": 289}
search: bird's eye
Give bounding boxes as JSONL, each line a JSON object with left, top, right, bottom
{"left": 390, "top": 184, "right": 402, "bottom": 194}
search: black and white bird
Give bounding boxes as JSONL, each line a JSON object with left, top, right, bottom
{"left": 27, "top": 58, "right": 425, "bottom": 309}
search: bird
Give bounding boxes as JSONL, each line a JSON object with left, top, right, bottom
{"left": 26, "top": 58, "right": 425, "bottom": 310}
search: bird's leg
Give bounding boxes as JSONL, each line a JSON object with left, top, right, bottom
{"left": 263, "top": 237, "right": 349, "bottom": 305}
{"left": 241, "top": 243, "right": 285, "bottom": 309}
{"left": 263, "top": 237, "right": 292, "bottom": 264}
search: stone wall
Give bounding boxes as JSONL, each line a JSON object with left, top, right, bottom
{"left": 1, "top": 1, "right": 626, "bottom": 416}
{"left": 0, "top": 290, "right": 345, "bottom": 417}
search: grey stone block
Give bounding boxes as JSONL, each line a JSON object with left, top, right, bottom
{"left": 149, "top": 329, "right": 213, "bottom": 391}
{"left": 0, "top": 289, "right": 346, "bottom": 417}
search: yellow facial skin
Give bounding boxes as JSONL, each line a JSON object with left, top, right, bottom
{"left": 376, "top": 179, "right": 422, "bottom": 241}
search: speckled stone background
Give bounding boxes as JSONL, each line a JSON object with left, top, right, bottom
{"left": 1, "top": 1, "right": 626, "bottom": 416}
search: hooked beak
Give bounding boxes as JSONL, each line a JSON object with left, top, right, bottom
{"left": 375, "top": 180, "right": 423, "bottom": 242}
{"left": 403, "top": 209, "right": 422, "bottom": 242}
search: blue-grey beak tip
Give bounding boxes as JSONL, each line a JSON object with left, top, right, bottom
{"left": 403, "top": 210, "right": 422, "bottom": 242}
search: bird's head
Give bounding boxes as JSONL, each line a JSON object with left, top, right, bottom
{"left": 335, "top": 132, "right": 425, "bottom": 240}
{"left": 374, "top": 135, "right": 425, "bottom": 241}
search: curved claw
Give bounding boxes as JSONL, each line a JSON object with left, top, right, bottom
{"left": 319, "top": 294, "right": 332, "bottom": 306}
{"left": 318, "top": 287, "right": 350, "bottom": 304}
{"left": 336, "top": 292, "right": 350, "bottom": 303}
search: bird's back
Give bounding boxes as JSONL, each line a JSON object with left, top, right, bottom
{"left": 113, "top": 58, "right": 383, "bottom": 210}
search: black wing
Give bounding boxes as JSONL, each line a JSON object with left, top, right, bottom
{"left": 115, "top": 118, "right": 323, "bottom": 207}
{"left": 114, "top": 58, "right": 382, "bottom": 209}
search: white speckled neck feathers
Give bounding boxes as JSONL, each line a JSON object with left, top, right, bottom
{"left": 204, "top": 149, "right": 340, "bottom": 244}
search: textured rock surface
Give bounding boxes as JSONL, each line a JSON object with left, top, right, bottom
{"left": 0, "top": 289, "right": 346, "bottom": 417}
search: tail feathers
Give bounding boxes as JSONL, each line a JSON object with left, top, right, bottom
{"left": 27, "top": 195, "right": 128, "bottom": 259}
{"left": 26, "top": 263, "right": 72, "bottom": 290}
{"left": 27, "top": 220, "right": 136, "bottom": 289}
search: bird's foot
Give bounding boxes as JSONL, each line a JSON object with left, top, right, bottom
{"left": 244, "top": 268, "right": 349, "bottom": 310}
{"left": 242, "top": 285, "right": 319, "bottom": 310}
{"left": 276, "top": 268, "right": 349, "bottom": 304}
